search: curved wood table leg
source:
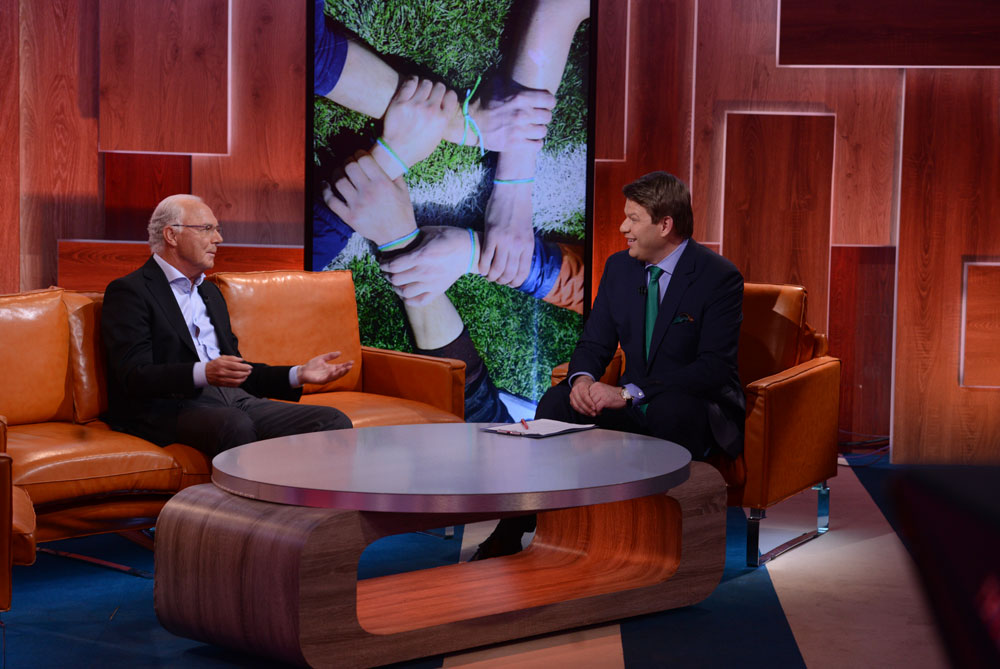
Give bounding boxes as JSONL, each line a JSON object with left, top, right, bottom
{"left": 154, "top": 462, "right": 727, "bottom": 668}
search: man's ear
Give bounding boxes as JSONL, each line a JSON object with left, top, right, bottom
{"left": 162, "top": 225, "right": 179, "bottom": 248}
{"left": 658, "top": 216, "right": 674, "bottom": 237}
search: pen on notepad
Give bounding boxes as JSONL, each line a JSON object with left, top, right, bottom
{"left": 520, "top": 418, "right": 530, "bottom": 430}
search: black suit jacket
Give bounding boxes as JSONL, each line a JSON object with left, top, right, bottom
{"left": 569, "top": 240, "right": 746, "bottom": 457}
{"left": 101, "top": 256, "right": 301, "bottom": 446}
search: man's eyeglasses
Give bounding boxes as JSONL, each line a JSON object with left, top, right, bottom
{"left": 171, "top": 224, "right": 222, "bottom": 235}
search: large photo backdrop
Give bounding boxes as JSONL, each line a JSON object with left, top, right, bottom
{"left": 311, "top": 0, "right": 591, "bottom": 421}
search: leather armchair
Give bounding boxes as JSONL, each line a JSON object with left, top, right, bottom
{"left": 553, "top": 283, "right": 841, "bottom": 566}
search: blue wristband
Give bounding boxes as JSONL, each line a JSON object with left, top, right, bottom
{"left": 467, "top": 228, "right": 476, "bottom": 274}
{"left": 375, "top": 137, "right": 409, "bottom": 174}
{"left": 377, "top": 228, "right": 419, "bottom": 252}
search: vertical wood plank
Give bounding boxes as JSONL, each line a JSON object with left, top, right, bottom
{"left": 895, "top": 69, "right": 1000, "bottom": 464}
{"left": 779, "top": 0, "right": 1000, "bottom": 67}
{"left": 591, "top": 0, "right": 694, "bottom": 298}
{"left": 98, "top": 0, "right": 228, "bottom": 153}
{"left": 963, "top": 264, "right": 1000, "bottom": 388}
{"left": 721, "top": 113, "right": 834, "bottom": 333}
{"left": 693, "top": 0, "right": 901, "bottom": 246}
{"left": 828, "top": 245, "right": 895, "bottom": 441}
{"left": 593, "top": 0, "right": 627, "bottom": 161}
{"left": 0, "top": 0, "right": 19, "bottom": 293}
{"left": 19, "top": 0, "right": 102, "bottom": 290}
{"left": 103, "top": 153, "right": 192, "bottom": 240}
{"left": 191, "top": 0, "right": 306, "bottom": 246}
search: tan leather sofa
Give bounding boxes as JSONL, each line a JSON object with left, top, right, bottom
{"left": 554, "top": 282, "right": 841, "bottom": 566}
{"left": 0, "top": 270, "right": 464, "bottom": 607}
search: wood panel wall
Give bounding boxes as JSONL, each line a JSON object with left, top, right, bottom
{"left": 0, "top": 0, "right": 19, "bottom": 294}
{"left": 98, "top": 0, "right": 229, "bottom": 153}
{"left": 721, "top": 113, "right": 833, "bottom": 332}
{"left": 963, "top": 264, "right": 1000, "bottom": 389}
{"left": 191, "top": 0, "right": 306, "bottom": 245}
{"left": 103, "top": 153, "right": 192, "bottom": 240}
{"left": 591, "top": 0, "right": 693, "bottom": 293}
{"left": 895, "top": 70, "right": 1000, "bottom": 463}
{"left": 19, "top": 0, "right": 103, "bottom": 290}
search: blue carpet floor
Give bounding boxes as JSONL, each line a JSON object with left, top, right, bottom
{"left": 3, "top": 464, "right": 893, "bottom": 668}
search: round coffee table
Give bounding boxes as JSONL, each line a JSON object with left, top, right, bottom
{"left": 154, "top": 423, "right": 727, "bottom": 668}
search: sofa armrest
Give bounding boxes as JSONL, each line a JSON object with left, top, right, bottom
{"left": 360, "top": 347, "right": 466, "bottom": 420}
{"left": 742, "top": 355, "right": 841, "bottom": 509}
{"left": 0, "top": 414, "right": 6, "bottom": 453}
{"left": 1, "top": 452, "right": 12, "bottom": 611}
{"left": 550, "top": 349, "right": 625, "bottom": 387}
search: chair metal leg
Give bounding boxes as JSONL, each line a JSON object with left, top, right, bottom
{"left": 746, "top": 481, "right": 832, "bottom": 567}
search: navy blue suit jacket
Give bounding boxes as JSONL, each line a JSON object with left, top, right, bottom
{"left": 569, "top": 240, "right": 746, "bottom": 457}
{"left": 101, "top": 256, "right": 301, "bottom": 446}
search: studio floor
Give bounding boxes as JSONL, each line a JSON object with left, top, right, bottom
{"left": 2, "top": 457, "right": 950, "bottom": 668}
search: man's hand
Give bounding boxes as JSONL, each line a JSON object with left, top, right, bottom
{"left": 444, "top": 85, "right": 555, "bottom": 152}
{"left": 568, "top": 375, "right": 597, "bottom": 416}
{"left": 380, "top": 226, "right": 478, "bottom": 305}
{"left": 379, "top": 77, "right": 459, "bottom": 176}
{"left": 298, "top": 351, "right": 354, "bottom": 386}
{"left": 588, "top": 381, "right": 627, "bottom": 413}
{"left": 323, "top": 154, "right": 417, "bottom": 247}
{"left": 206, "top": 355, "right": 252, "bottom": 388}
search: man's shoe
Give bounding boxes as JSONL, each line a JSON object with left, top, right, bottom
{"left": 468, "top": 531, "right": 524, "bottom": 561}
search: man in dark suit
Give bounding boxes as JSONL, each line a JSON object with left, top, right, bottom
{"left": 101, "top": 194, "right": 353, "bottom": 455}
{"left": 473, "top": 171, "right": 745, "bottom": 559}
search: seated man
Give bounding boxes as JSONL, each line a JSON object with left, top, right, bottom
{"left": 101, "top": 194, "right": 353, "bottom": 455}
{"left": 474, "top": 171, "right": 746, "bottom": 559}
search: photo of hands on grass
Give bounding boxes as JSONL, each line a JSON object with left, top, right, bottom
{"left": 311, "top": 0, "right": 591, "bottom": 421}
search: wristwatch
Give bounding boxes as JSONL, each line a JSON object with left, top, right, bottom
{"left": 619, "top": 386, "right": 633, "bottom": 407}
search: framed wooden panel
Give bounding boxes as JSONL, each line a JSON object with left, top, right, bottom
{"left": 593, "top": 0, "right": 628, "bottom": 161}
{"left": 20, "top": 0, "right": 102, "bottom": 290}
{"left": 693, "top": 0, "right": 901, "bottom": 246}
{"left": 191, "top": 0, "right": 306, "bottom": 246}
{"left": 828, "top": 246, "right": 895, "bottom": 440}
{"left": 103, "top": 153, "right": 192, "bottom": 240}
{"left": 99, "top": 0, "right": 228, "bottom": 153}
{"left": 721, "top": 112, "right": 834, "bottom": 332}
{"left": 0, "top": 0, "right": 19, "bottom": 293}
{"left": 962, "top": 264, "right": 1000, "bottom": 388}
{"left": 894, "top": 70, "right": 1000, "bottom": 464}
{"left": 779, "top": 0, "right": 1000, "bottom": 67}
{"left": 58, "top": 240, "right": 303, "bottom": 292}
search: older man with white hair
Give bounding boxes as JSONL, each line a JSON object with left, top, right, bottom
{"left": 101, "top": 194, "right": 353, "bottom": 455}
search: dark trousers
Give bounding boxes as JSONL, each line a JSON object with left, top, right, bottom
{"left": 175, "top": 386, "right": 352, "bottom": 456}
{"left": 495, "top": 380, "right": 715, "bottom": 539}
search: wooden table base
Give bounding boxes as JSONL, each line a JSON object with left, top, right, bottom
{"left": 154, "top": 462, "right": 727, "bottom": 668}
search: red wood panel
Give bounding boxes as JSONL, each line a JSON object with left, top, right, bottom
{"left": 103, "top": 153, "right": 192, "bottom": 240}
{"left": 828, "top": 246, "right": 895, "bottom": 441}
{"left": 57, "top": 240, "right": 303, "bottom": 292}
{"left": 0, "top": 0, "right": 19, "bottom": 293}
{"left": 591, "top": 0, "right": 694, "bottom": 298}
{"left": 20, "top": 0, "right": 102, "bottom": 290}
{"left": 593, "top": 0, "right": 627, "bottom": 160}
{"left": 895, "top": 70, "right": 1000, "bottom": 464}
{"left": 963, "top": 264, "right": 1000, "bottom": 387}
{"left": 693, "top": 0, "right": 901, "bottom": 246}
{"left": 98, "top": 0, "right": 228, "bottom": 153}
{"left": 779, "top": 0, "right": 1000, "bottom": 67}
{"left": 192, "top": 0, "right": 306, "bottom": 246}
{"left": 722, "top": 113, "right": 834, "bottom": 332}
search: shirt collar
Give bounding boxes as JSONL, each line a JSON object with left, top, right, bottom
{"left": 647, "top": 237, "right": 688, "bottom": 276}
{"left": 153, "top": 253, "right": 205, "bottom": 289}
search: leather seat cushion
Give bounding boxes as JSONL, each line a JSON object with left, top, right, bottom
{"left": 162, "top": 442, "right": 213, "bottom": 489}
{"left": 11, "top": 485, "right": 36, "bottom": 565}
{"left": 6, "top": 422, "right": 181, "bottom": 505}
{"left": 299, "top": 392, "right": 464, "bottom": 428}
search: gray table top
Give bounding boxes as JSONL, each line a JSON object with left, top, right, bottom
{"left": 211, "top": 423, "right": 691, "bottom": 513}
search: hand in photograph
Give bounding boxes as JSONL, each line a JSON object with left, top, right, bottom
{"left": 376, "top": 77, "right": 459, "bottom": 178}
{"left": 380, "top": 226, "right": 480, "bottom": 306}
{"left": 323, "top": 154, "right": 416, "bottom": 247}
{"left": 444, "top": 84, "right": 555, "bottom": 153}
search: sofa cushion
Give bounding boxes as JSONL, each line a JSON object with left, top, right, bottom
{"left": 0, "top": 289, "right": 74, "bottom": 425}
{"left": 161, "top": 442, "right": 213, "bottom": 490}
{"left": 210, "top": 270, "right": 363, "bottom": 394}
{"left": 63, "top": 291, "right": 107, "bottom": 423}
{"left": 738, "top": 284, "right": 807, "bottom": 387}
{"left": 6, "top": 422, "right": 181, "bottom": 505}
{"left": 299, "top": 392, "right": 464, "bottom": 428}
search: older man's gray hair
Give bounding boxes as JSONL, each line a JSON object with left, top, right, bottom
{"left": 147, "top": 194, "right": 205, "bottom": 253}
